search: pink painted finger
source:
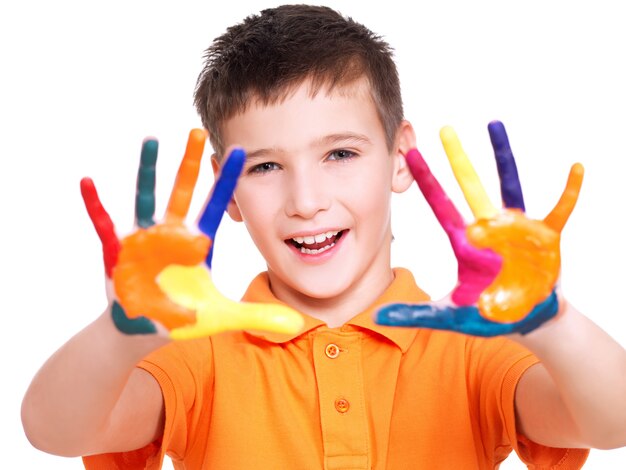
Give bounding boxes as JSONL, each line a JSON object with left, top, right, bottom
{"left": 405, "top": 148, "right": 465, "bottom": 235}
{"left": 80, "top": 177, "right": 120, "bottom": 278}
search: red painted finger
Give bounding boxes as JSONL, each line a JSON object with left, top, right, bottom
{"left": 80, "top": 177, "right": 120, "bottom": 277}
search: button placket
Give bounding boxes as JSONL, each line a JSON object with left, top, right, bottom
{"left": 313, "top": 331, "right": 370, "bottom": 469}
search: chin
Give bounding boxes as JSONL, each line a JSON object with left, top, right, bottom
{"left": 276, "top": 268, "right": 354, "bottom": 301}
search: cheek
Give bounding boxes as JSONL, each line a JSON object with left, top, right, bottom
{"left": 348, "top": 170, "right": 393, "bottom": 214}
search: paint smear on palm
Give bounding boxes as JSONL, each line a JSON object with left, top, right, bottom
{"left": 466, "top": 211, "right": 560, "bottom": 322}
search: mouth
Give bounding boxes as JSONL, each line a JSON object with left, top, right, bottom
{"left": 285, "top": 229, "right": 346, "bottom": 255}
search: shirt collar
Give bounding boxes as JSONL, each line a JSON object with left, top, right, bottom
{"left": 242, "top": 268, "right": 430, "bottom": 353}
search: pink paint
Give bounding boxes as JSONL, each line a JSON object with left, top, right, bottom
{"left": 405, "top": 148, "right": 502, "bottom": 306}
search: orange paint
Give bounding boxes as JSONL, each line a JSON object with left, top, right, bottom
{"left": 466, "top": 210, "right": 560, "bottom": 322}
{"left": 113, "top": 223, "right": 211, "bottom": 330}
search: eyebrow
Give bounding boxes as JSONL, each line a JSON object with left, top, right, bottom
{"left": 313, "top": 132, "right": 372, "bottom": 148}
{"left": 245, "top": 132, "right": 372, "bottom": 161}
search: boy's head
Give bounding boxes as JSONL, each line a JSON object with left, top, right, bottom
{"left": 193, "top": 4, "right": 403, "bottom": 159}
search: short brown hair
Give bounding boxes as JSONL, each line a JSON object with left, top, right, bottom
{"left": 193, "top": 4, "right": 403, "bottom": 159}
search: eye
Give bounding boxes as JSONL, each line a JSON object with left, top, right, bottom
{"left": 247, "top": 161, "right": 281, "bottom": 174}
{"left": 327, "top": 149, "right": 357, "bottom": 161}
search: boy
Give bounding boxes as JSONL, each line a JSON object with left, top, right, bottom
{"left": 21, "top": 4, "right": 626, "bottom": 469}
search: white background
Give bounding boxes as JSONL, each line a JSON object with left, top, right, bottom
{"left": 2, "top": 1, "right": 625, "bottom": 468}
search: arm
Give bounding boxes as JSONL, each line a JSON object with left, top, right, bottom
{"left": 376, "top": 120, "right": 626, "bottom": 449}
{"left": 21, "top": 310, "right": 167, "bottom": 456}
{"left": 514, "top": 304, "right": 626, "bottom": 449}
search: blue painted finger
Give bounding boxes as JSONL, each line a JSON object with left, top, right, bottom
{"left": 375, "top": 290, "right": 558, "bottom": 337}
{"left": 136, "top": 139, "right": 159, "bottom": 228}
{"left": 488, "top": 121, "right": 525, "bottom": 211}
{"left": 198, "top": 148, "right": 245, "bottom": 265}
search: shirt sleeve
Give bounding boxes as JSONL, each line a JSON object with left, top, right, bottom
{"left": 468, "top": 337, "right": 589, "bottom": 469}
{"left": 82, "top": 338, "right": 214, "bottom": 469}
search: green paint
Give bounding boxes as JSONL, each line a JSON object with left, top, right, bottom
{"left": 111, "top": 301, "right": 157, "bottom": 335}
{"left": 136, "top": 139, "right": 158, "bottom": 228}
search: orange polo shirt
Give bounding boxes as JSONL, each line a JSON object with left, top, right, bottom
{"left": 83, "top": 268, "right": 588, "bottom": 469}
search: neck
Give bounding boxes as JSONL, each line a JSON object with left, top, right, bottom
{"left": 268, "top": 266, "right": 395, "bottom": 328}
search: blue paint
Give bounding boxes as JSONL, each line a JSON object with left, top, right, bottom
{"left": 197, "top": 148, "right": 246, "bottom": 266}
{"left": 375, "top": 290, "right": 558, "bottom": 336}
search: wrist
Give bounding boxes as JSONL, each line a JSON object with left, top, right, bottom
{"left": 101, "top": 306, "right": 171, "bottom": 364}
{"left": 508, "top": 297, "right": 576, "bottom": 353}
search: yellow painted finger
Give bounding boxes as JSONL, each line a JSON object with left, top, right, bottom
{"left": 440, "top": 126, "right": 497, "bottom": 220}
{"left": 165, "top": 129, "right": 207, "bottom": 223}
{"left": 543, "top": 163, "right": 584, "bottom": 233}
{"left": 157, "top": 265, "right": 305, "bottom": 340}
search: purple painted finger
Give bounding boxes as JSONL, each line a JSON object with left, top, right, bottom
{"left": 488, "top": 121, "right": 525, "bottom": 211}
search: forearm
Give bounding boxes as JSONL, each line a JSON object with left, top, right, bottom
{"left": 21, "top": 307, "right": 169, "bottom": 456}
{"left": 513, "top": 302, "right": 626, "bottom": 449}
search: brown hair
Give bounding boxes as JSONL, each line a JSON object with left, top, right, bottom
{"left": 193, "top": 4, "right": 403, "bottom": 159}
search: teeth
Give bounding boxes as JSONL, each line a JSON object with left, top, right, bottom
{"left": 292, "top": 230, "right": 339, "bottom": 246}
{"left": 300, "top": 243, "right": 335, "bottom": 255}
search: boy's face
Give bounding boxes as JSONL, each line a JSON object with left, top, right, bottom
{"left": 220, "top": 79, "right": 413, "bottom": 310}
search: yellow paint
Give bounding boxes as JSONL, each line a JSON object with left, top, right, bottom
{"left": 440, "top": 126, "right": 497, "bottom": 220}
{"left": 157, "top": 265, "right": 305, "bottom": 340}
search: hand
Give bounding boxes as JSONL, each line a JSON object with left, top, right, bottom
{"left": 376, "top": 121, "right": 584, "bottom": 336}
{"left": 81, "top": 129, "right": 304, "bottom": 339}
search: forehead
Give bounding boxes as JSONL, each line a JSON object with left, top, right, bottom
{"left": 221, "top": 78, "right": 386, "bottom": 152}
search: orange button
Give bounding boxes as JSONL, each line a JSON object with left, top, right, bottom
{"left": 325, "top": 343, "right": 340, "bottom": 359}
{"left": 334, "top": 398, "right": 350, "bottom": 413}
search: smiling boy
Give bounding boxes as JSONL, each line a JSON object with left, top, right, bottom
{"left": 221, "top": 78, "right": 414, "bottom": 328}
{"left": 22, "top": 4, "right": 626, "bottom": 469}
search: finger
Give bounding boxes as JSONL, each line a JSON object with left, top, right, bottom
{"left": 375, "top": 303, "right": 512, "bottom": 336}
{"left": 170, "top": 303, "right": 305, "bottom": 340}
{"left": 440, "top": 126, "right": 497, "bottom": 220}
{"left": 157, "top": 265, "right": 304, "bottom": 340}
{"left": 165, "top": 129, "right": 207, "bottom": 223}
{"left": 136, "top": 138, "right": 158, "bottom": 228}
{"left": 197, "top": 147, "right": 245, "bottom": 265}
{"left": 488, "top": 121, "right": 525, "bottom": 211}
{"left": 404, "top": 147, "right": 465, "bottom": 235}
{"left": 80, "top": 177, "right": 120, "bottom": 278}
{"left": 375, "top": 291, "right": 558, "bottom": 337}
{"left": 543, "top": 163, "right": 584, "bottom": 232}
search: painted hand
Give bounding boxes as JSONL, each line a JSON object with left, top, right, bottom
{"left": 81, "top": 129, "right": 304, "bottom": 340}
{"left": 376, "top": 121, "right": 584, "bottom": 336}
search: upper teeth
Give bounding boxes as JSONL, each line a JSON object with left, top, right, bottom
{"left": 292, "top": 230, "right": 339, "bottom": 245}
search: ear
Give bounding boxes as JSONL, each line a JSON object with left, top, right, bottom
{"left": 391, "top": 120, "right": 417, "bottom": 194}
{"left": 211, "top": 154, "right": 243, "bottom": 222}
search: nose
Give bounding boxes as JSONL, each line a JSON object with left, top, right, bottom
{"left": 284, "top": 166, "right": 331, "bottom": 219}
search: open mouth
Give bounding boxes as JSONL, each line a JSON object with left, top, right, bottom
{"left": 286, "top": 230, "right": 346, "bottom": 255}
